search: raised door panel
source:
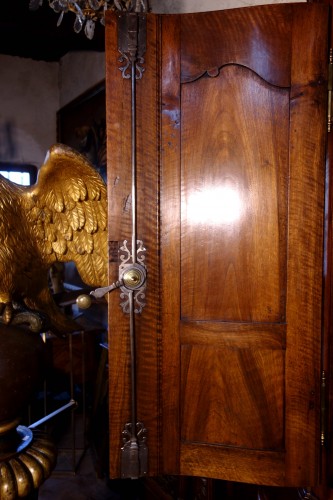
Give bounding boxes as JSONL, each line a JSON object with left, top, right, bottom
{"left": 181, "top": 66, "right": 288, "bottom": 322}
{"left": 179, "top": 40, "right": 289, "bottom": 458}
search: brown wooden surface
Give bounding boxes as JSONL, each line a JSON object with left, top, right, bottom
{"left": 135, "top": 13, "right": 160, "bottom": 476}
{"left": 159, "top": 13, "right": 182, "bottom": 475}
{"left": 284, "top": 4, "right": 328, "bottom": 485}
{"left": 105, "top": 12, "right": 132, "bottom": 480}
{"left": 180, "top": 6, "right": 292, "bottom": 87}
{"left": 163, "top": 3, "right": 327, "bottom": 486}
{"left": 324, "top": 0, "right": 333, "bottom": 495}
{"left": 180, "top": 65, "right": 288, "bottom": 322}
{"left": 310, "top": 3, "right": 333, "bottom": 499}
{"left": 106, "top": 3, "right": 329, "bottom": 489}
{"left": 105, "top": 12, "right": 160, "bottom": 478}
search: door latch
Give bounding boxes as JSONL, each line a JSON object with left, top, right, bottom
{"left": 89, "top": 261, "right": 146, "bottom": 299}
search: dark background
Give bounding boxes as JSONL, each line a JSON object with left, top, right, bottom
{"left": 0, "top": 2, "right": 105, "bottom": 61}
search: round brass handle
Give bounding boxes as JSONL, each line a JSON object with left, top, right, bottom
{"left": 76, "top": 294, "right": 92, "bottom": 309}
{"left": 121, "top": 264, "right": 146, "bottom": 290}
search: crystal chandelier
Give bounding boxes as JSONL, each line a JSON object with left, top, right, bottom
{"left": 29, "top": 0, "right": 148, "bottom": 40}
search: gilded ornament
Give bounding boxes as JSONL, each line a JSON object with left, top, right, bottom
{"left": 0, "top": 143, "right": 108, "bottom": 335}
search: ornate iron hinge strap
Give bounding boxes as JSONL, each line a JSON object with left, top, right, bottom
{"left": 118, "top": 9, "right": 146, "bottom": 80}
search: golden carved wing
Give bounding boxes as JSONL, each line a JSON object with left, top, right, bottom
{"left": 0, "top": 143, "right": 108, "bottom": 334}
{"left": 25, "top": 143, "right": 108, "bottom": 287}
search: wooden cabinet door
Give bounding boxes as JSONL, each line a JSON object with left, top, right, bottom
{"left": 105, "top": 3, "right": 329, "bottom": 487}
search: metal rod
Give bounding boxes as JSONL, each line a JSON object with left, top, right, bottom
{"left": 129, "top": 290, "right": 137, "bottom": 431}
{"left": 118, "top": 11, "right": 148, "bottom": 478}
{"left": 41, "top": 332, "right": 48, "bottom": 428}
{"left": 81, "top": 331, "right": 86, "bottom": 440}
{"left": 131, "top": 59, "right": 137, "bottom": 264}
{"left": 69, "top": 332, "right": 76, "bottom": 470}
{"left": 29, "top": 400, "right": 77, "bottom": 429}
{"left": 129, "top": 53, "right": 137, "bottom": 434}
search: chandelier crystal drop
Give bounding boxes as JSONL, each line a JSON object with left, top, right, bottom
{"left": 29, "top": 0, "right": 148, "bottom": 39}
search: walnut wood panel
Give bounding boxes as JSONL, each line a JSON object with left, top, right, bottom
{"left": 313, "top": 1, "right": 333, "bottom": 497}
{"left": 181, "top": 345, "right": 284, "bottom": 449}
{"left": 178, "top": 9, "right": 290, "bottom": 472}
{"left": 181, "top": 66, "right": 289, "bottom": 322}
{"left": 160, "top": 14, "right": 182, "bottom": 475}
{"left": 180, "top": 5, "right": 292, "bottom": 86}
{"left": 105, "top": 12, "right": 132, "bottom": 479}
{"left": 135, "top": 15, "right": 160, "bottom": 476}
{"left": 105, "top": 3, "right": 329, "bottom": 488}
{"left": 180, "top": 321, "right": 286, "bottom": 349}
{"left": 159, "top": 4, "right": 328, "bottom": 486}
{"left": 284, "top": 5, "right": 328, "bottom": 485}
{"left": 180, "top": 444, "right": 285, "bottom": 486}
{"left": 106, "top": 13, "right": 160, "bottom": 477}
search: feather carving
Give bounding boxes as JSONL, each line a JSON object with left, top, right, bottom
{"left": 0, "top": 144, "right": 108, "bottom": 334}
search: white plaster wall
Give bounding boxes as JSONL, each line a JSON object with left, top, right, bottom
{"left": 59, "top": 51, "right": 105, "bottom": 108}
{"left": 0, "top": 51, "right": 105, "bottom": 167}
{"left": 0, "top": 55, "right": 58, "bottom": 167}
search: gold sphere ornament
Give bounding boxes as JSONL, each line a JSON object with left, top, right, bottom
{"left": 76, "top": 294, "right": 92, "bottom": 310}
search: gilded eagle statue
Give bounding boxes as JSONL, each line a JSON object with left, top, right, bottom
{"left": 0, "top": 143, "right": 108, "bottom": 335}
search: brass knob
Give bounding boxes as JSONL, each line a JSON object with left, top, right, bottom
{"left": 76, "top": 294, "right": 92, "bottom": 309}
{"left": 121, "top": 264, "right": 146, "bottom": 290}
